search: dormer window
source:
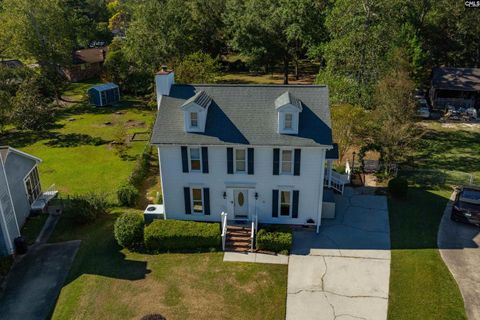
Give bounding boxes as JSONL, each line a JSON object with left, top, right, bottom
{"left": 181, "top": 91, "right": 212, "bottom": 133}
{"left": 190, "top": 112, "right": 198, "bottom": 128}
{"left": 275, "top": 91, "right": 302, "bottom": 134}
{"left": 284, "top": 113, "right": 293, "bottom": 130}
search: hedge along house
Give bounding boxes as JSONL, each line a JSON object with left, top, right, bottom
{"left": 88, "top": 83, "right": 120, "bottom": 107}
{"left": 0, "top": 147, "right": 50, "bottom": 256}
{"left": 151, "top": 71, "right": 347, "bottom": 251}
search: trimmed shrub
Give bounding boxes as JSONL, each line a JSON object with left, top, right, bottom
{"left": 66, "top": 193, "right": 108, "bottom": 224}
{"left": 144, "top": 220, "right": 221, "bottom": 251}
{"left": 117, "top": 184, "right": 139, "bottom": 207}
{"left": 256, "top": 226, "right": 293, "bottom": 254}
{"left": 114, "top": 212, "right": 144, "bottom": 248}
{"left": 388, "top": 177, "right": 408, "bottom": 198}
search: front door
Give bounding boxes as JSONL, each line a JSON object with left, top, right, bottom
{"left": 233, "top": 189, "right": 249, "bottom": 218}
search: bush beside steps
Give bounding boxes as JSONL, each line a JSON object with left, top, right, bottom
{"left": 256, "top": 225, "right": 293, "bottom": 255}
{"left": 144, "top": 220, "right": 221, "bottom": 252}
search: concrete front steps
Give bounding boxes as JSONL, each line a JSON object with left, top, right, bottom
{"left": 225, "top": 225, "right": 252, "bottom": 252}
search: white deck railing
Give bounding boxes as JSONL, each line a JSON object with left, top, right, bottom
{"left": 221, "top": 212, "right": 228, "bottom": 251}
{"left": 250, "top": 213, "right": 258, "bottom": 252}
{"left": 324, "top": 170, "right": 349, "bottom": 194}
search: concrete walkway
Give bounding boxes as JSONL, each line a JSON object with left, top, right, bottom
{"left": 287, "top": 187, "right": 391, "bottom": 320}
{"left": 438, "top": 192, "right": 480, "bottom": 320}
{"left": 223, "top": 251, "right": 289, "bottom": 264}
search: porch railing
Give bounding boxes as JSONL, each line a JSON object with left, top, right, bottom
{"left": 250, "top": 212, "right": 258, "bottom": 252}
{"left": 324, "top": 170, "right": 349, "bottom": 194}
{"left": 221, "top": 212, "right": 228, "bottom": 251}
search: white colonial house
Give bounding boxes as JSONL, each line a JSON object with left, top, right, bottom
{"left": 151, "top": 70, "right": 347, "bottom": 251}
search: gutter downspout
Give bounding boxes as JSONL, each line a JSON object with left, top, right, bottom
{"left": 316, "top": 149, "right": 327, "bottom": 233}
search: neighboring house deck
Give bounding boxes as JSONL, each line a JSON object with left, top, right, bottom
{"left": 0, "top": 147, "right": 55, "bottom": 256}
{"left": 430, "top": 67, "right": 480, "bottom": 109}
{"left": 151, "top": 70, "right": 346, "bottom": 249}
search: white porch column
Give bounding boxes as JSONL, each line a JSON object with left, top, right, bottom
{"left": 327, "top": 160, "right": 333, "bottom": 188}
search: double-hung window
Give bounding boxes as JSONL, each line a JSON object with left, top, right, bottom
{"left": 191, "top": 188, "right": 203, "bottom": 213}
{"left": 24, "top": 167, "right": 41, "bottom": 204}
{"left": 280, "top": 190, "right": 292, "bottom": 216}
{"left": 281, "top": 149, "right": 293, "bottom": 174}
{"left": 190, "top": 112, "right": 198, "bottom": 128}
{"left": 284, "top": 113, "right": 293, "bottom": 130}
{"left": 235, "top": 149, "right": 246, "bottom": 173}
{"left": 189, "top": 147, "right": 202, "bottom": 171}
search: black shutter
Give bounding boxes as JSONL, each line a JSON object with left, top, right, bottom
{"left": 247, "top": 148, "right": 254, "bottom": 175}
{"left": 202, "top": 147, "right": 209, "bottom": 173}
{"left": 272, "top": 189, "right": 279, "bottom": 217}
{"left": 292, "top": 190, "right": 299, "bottom": 218}
{"left": 184, "top": 187, "right": 191, "bottom": 214}
{"left": 227, "top": 147, "right": 233, "bottom": 174}
{"left": 203, "top": 188, "right": 210, "bottom": 215}
{"left": 181, "top": 146, "right": 189, "bottom": 173}
{"left": 294, "top": 149, "right": 301, "bottom": 176}
{"left": 273, "top": 148, "right": 280, "bottom": 175}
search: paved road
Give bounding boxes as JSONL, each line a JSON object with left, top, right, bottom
{"left": 0, "top": 241, "right": 80, "bottom": 320}
{"left": 438, "top": 192, "right": 480, "bottom": 320}
{"left": 287, "top": 188, "right": 390, "bottom": 320}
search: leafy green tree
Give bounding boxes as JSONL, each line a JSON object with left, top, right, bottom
{"left": 0, "top": 0, "right": 75, "bottom": 82}
{"left": 319, "top": 0, "right": 395, "bottom": 106}
{"left": 224, "top": 0, "right": 328, "bottom": 84}
{"left": 124, "top": 0, "right": 225, "bottom": 72}
{"left": 0, "top": 90, "right": 12, "bottom": 133}
{"left": 175, "top": 52, "right": 220, "bottom": 84}
{"left": 11, "top": 77, "right": 54, "bottom": 131}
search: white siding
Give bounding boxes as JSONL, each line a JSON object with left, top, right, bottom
{"left": 158, "top": 145, "right": 326, "bottom": 225}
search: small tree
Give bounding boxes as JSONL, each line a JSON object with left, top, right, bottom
{"left": 0, "top": 90, "right": 12, "bottom": 133}
{"left": 330, "top": 103, "right": 372, "bottom": 162}
{"left": 11, "top": 77, "right": 54, "bottom": 130}
{"left": 373, "top": 53, "right": 421, "bottom": 174}
{"left": 175, "top": 52, "right": 219, "bottom": 84}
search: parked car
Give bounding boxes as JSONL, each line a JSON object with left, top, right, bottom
{"left": 415, "top": 98, "right": 430, "bottom": 119}
{"left": 451, "top": 186, "right": 480, "bottom": 226}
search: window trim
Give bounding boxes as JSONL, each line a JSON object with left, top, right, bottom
{"left": 188, "top": 147, "right": 202, "bottom": 172}
{"left": 190, "top": 187, "right": 204, "bottom": 214}
{"left": 190, "top": 112, "right": 199, "bottom": 128}
{"left": 280, "top": 148, "right": 293, "bottom": 175}
{"left": 234, "top": 148, "right": 247, "bottom": 174}
{"left": 284, "top": 113, "right": 293, "bottom": 130}
{"left": 279, "top": 190, "right": 292, "bottom": 217}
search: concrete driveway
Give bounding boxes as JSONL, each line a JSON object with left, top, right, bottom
{"left": 287, "top": 187, "right": 390, "bottom": 320}
{"left": 438, "top": 192, "right": 480, "bottom": 320}
{"left": 0, "top": 240, "right": 80, "bottom": 320}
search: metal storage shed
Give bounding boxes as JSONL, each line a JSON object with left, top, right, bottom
{"left": 88, "top": 83, "right": 120, "bottom": 107}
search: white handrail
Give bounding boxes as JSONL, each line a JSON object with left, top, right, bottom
{"left": 250, "top": 221, "right": 255, "bottom": 252}
{"left": 221, "top": 212, "right": 228, "bottom": 251}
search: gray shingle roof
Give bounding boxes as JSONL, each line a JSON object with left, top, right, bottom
{"left": 151, "top": 84, "right": 332, "bottom": 147}
{"left": 432, "top": 67, "right": 480, "bottom": 92}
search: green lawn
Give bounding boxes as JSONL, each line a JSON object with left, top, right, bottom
{"left": 21, "top": 213, "right": 49, "bottom": 244}
{"left": 0, "top": 100, "right": 155, "bottom": 201}
{"left": 387, "top": 121, "right": 478, "bottom": 319}
{"left": 50, "top": 209, "right": 287, "bottom": 320}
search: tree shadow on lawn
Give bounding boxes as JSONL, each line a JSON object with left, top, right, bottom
{"left": 0, "top": 130, "right": 108, "bottom": 148}
{"left": 415, "top": 129, "right": 480, "bottom": 174}
{"left": 53, "top": 214, "right": 150, "bottom": 285}
{"left": 388, "top": 187, "right": 479, "bottom": 250}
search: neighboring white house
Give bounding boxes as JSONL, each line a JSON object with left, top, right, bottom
{"left": 0, "top": 147, "right": 56, "bottom": 256}
{"left": 151, "top": 71, "right": 343, "bottom": 236}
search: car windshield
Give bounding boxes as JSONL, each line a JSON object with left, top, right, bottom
{"left": 460, "top": 188, "right": 480, "bottom": 205}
